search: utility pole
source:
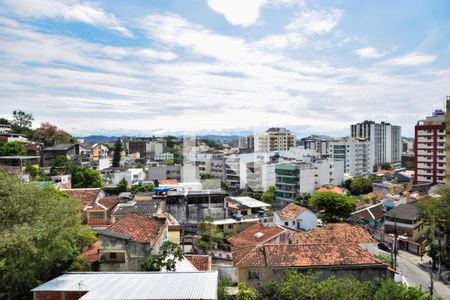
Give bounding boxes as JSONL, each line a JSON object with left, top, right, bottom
{"left": 429, "top": 264, "right": 434, "bottom": 298}
{"left": 394, "top": 214, "right": 398, "bottom": 269}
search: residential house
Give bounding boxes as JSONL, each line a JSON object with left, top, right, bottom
{"left": 233, "top": 243, "right": 392, "bottom": 289}
{"left": 112, "top": 168, "right": 146, "bottom": 186}
{"left": 383, "top": 203, "right": 429, "bottom": 254}
{"left": 273, "top": 203, "right": 318, "bottom": 231}
{"left": 84, "top": 196, "right": 119, "bottom": 227}
{"left": 31, "top": 272, "right": 218, "bottom": 300}
{"left": 62, "top": 188, "right": 104, "bottom": 224}
{"left": 226, "top": 196, "right": 271, "bottom": 218}
{"left": 91, "top": 143, "right": 109, "bottom": 161}
{"left": 42, "top": 143, "right": 80, "bottom": 167}
{"left": 351, "top": 203, "right": 385, "bottom": 229}
{"left": 372, "top": 181, "right": 405, "bottom": 195}
{"left": 98, "top": 212, "right": 168, "bottom": 271}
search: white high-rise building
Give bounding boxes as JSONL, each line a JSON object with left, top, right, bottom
{"left": 351, "top": 121, "right": 401, "bottom": 167}
{"left": 329, "top": 138, "right": 372, "bottom": 176}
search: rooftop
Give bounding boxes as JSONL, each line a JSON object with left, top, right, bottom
{"left": 112, "top": 199, "right": 161, "bottom": 216}
{"left": 62, "top": 188, "right": 102, "bottom": 208}
{"left": 31, "top": 272, "right": 218, "bottom": 300}
{"left": 384, "top": 203, "right": 419, "bottom": 221}
{"left": 290, "top": 223, "right": 376, "bottom": 244}
{"left": 101, "top": 213, "right": 166, "bottom": 244}
{"left": 185, "top": 255, "right": 212, "bottom": 271}
{"left": 228, "top": 223, "right": 286, "bottom": 247}
{"left": 227, "top": 196, "right": 271, "bottom": 208}
{"left": 351, "top": 203, "right": 385, "bottom": 221}
{"left": 276, "top": 203, "right": 307, "bottom": 221}
{"left": 43, "top": 143, "right": 76, "bottom": 151}
{"left": 234, "top": 243, "right": 384, "bottom": 268}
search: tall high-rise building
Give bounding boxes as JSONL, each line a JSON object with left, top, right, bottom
{"left": 329, "top": 138, "right": 372, "bottom": 176}
{"left": 415, "top": 109, "right": 446, "bottom": 184}
{"left": 351, "top": 121, "right": 401, "bottom": 167}
{"left": 255, "top": 127, "right": 295, "bottom": 152}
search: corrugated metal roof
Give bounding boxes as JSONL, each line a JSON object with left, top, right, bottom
{"left": 32, "top": 272, "right": 218, "bottom": 300}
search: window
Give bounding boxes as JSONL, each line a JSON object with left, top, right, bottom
{"left": 110, "top": 252, "right": 117, "bottom": 259}
{"left": 248, "top": 271, "right": 260, "bottom": 280}
{"left": 284, "top": 222, "right": 289, "bottom": 226}
{"left": 90, "top": 212, "right": 104, "bottom": 220}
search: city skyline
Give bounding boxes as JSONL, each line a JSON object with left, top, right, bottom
{"left": 1, "top": 0, "right": 450, "bottom": 136}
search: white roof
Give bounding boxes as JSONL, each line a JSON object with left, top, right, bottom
{"left": 228, "top": 196, "right": 271, "bottom": 208}
{"left": 213, "top": 217, "right": 259, "bottom": 225}
{"left": 32, "top": 272, "right": 218, "bottom": 300}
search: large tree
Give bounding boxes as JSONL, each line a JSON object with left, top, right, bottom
{"left": 261, "top": 185, "right": 276, "bottom": 204}
{"left": 197, "top": 216, "right": 223, "bottom": 250}
{"left": 0, "top": 172, "right": 96, "bottom": 300}
{"left": 33, "top": 122, "right": 75, "bottom": 146}
{"left": 0, "top": 141, "right": 26, "bottom": 156}
{"left": 11, "top": 110, "right": 34, "bottom": 135}
{"left": 112, "top": 138, "right": 122, "bottom": 168}
{"left": 373, "top": 279, "right": 436, "bottom": 300}
{"left": 350, "top": 177, "right": 373, "bottom": 195}
{"left": 309, "top": 191, "right": 356, "bottom": 222}
{"left": 72, "top": 167, "right": 103, "bottom": 189}
{"left": 49, "top": 155, "right": 75, "bottom": 176}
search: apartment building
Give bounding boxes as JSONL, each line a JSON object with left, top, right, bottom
{"left": 148, "top": 165, "right": 198, "bottom": 182}
{"left": 238, "top": 135, "right": 254, "bottom": 152}
{"left": 329, "top": 138, "right": 372, "bottom": 176}
{"left": 414, "top": 109, "right": 446, "bottom": 184}
{"left": 351, "top": 121, "right": 401, "bottom": 167}
{"left": 125, "top": 139, "right": 164, "bottom": 158}
{"left": 196, "top": 152, "right": 224, "bottom": 179}
{"left": 255, "top": 127, "right": 295, "bottom": 152}
{"left": 298, "top": 135, "right": 330, "bottom": 158}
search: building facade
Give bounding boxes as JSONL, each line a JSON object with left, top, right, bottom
{"left": 329, "top": 138, "right": 372, "bottom": 176}
{"left": 351, "top": 121, "right": 401, "bottom": 167}
{"left": 414, "top": 109, "right": 446, "bottom": 184}
{"left": 255, "top": 127, "right": 295, "bottom": 152}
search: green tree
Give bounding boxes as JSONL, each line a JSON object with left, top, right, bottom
{"left": 261, "top": 185, "right": 276, "bottom": 204}
{"left": 379, "top": 162, "right": 392, "bottom": 170}
{"left": 417, "top": 186, "right": 450, "bottom": 266}
{"left": 32, "top": 122, "right": 75, "bottom": 146}
{"left": 117, "top": 177, "right": 129, "bottom": 192}
{"left": 0, "top": 141, "right": 26, "bottom": 156}
{"left": 427, "top": 243, "right": 439, "bottom": 270}
{"left": 202, "top": 178, "right": 221, "bottom": 190}
{"left": 11, "top": 110, "right": 34, "bottom": 133}
{"left": 373, "top": 279, "right": 434, "bottom": 300}
{"left": 24, "top": 165, "right": 46, "bottom": 181}
{"left": 236, "top": 282, "right": 257, "bottom": 300}
{"left": 315, "top": 276, "right": 371, "bottom": 300}
{"left": 141, "top": 241, "right": 183, "bottom": 271}
{"left": 309, "top": 191, "right": 356, "bottom": 222}
{"left": 197, "top": 216, "right": 223, "bottom": 250}
{"left": 165, "top": 159, "right": 175, "bottom": 165}
{"left": 0, "top": 118, "right": 10, "bottom": 125}
{"left": 112, "top": 138, "right": 122, "bottom": 168}
{"left": 404, "top": 160, "right": 415, "bottom": 171}
{"left": 72, "top": 167, "right": 103, "bottom": 188}
{"left": 344, "top": 178, "right": 353, "bottom": 190}
{"left": 0, "top": 172, "right": 96, "bottom": 300}
{"left": 350, "top": 177, "right": 373, "bottom": 195}
{"left": 218, "top": 280, "right": 233, "bottom": 300}
{"left": 130, "top": 182, "right": 154, "bottom": 193}
{"left": 293, "top": 192, "right": 311, "bottom": 206}
{"left": 50, "top": 155, "right": 75, "bottom": 175}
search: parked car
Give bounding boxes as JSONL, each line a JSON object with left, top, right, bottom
{"left": 378, "top": 241, "right": 398, "bottom": 254}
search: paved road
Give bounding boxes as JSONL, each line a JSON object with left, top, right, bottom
{"left": 372, "top": 247, "right": 450, "bottom": 299}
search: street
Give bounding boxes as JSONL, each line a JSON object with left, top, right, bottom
{"left": 371, "top": 246, "right": 450, "bottom": 299}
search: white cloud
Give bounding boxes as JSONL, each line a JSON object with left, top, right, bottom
{"left": 0, "top": 0, "right": 132, "bottom": 37}
{"left": 380, "top": 52, "right": 436, "bottom": 66}
{"left": 285, "top": 8, "right": 343, "bottom": 35}
{"left": 354, "top": 47, "right": 387, "bottom": 59}
{"left": 207, "top": 0, "right": 265, "bottom": 27}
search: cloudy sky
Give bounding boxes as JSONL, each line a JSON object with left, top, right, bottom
{"left": 0, "top": 0, "right": 449, "bottom": 137}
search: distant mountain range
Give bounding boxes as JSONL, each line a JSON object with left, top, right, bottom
{"left": 77, "top": 134, "right": 244, "bottom": 144}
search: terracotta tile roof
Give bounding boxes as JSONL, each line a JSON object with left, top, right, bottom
{"left": 105, "top": 213, "right": 167, "bottom": 244}
{"left": 62, "top": 188, "right": 102, "bottom": 208}
{"left": 97, "top": 196, "right": 119, "bottom": 210}
{"left": 80, "top": 241, "right": 102, "bottom": 263}
{"left": 234, "top": 243, "right": 384, "bottom": 268}
{"left": 228, "top": 223, "right": 287, "bottom": 247}
{"left": 317, "top": 186, "right": 346, "bottom": 194}
{"left": 159, "top": 179, "right": 178, "bottom": 185}
{"left": 352, "top": 203, "right": 385, "bottom": 220}
{"left": 290, "top": 223, "right": 376, "bottom": 244}
{"left": 185, "top": 255, "right": 212, "bottom": 271}
{"left": 276, "top": 203, "right": 306, "bottom": 221}
{"left": 363, "top": 191, "right": 384, "bottom": 201}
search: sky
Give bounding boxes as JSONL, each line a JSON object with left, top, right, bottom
{"left": 0, "top": 0, "right": 449, "bottom": 137}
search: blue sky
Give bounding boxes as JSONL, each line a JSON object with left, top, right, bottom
{"left": 0, "top": 0, "right": 449, "bottom": 137}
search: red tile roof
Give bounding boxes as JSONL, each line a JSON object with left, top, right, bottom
{"left": 276, "top": 203, "right": 306, "bottom": 221}
{"left": 62, "top": 188, "right": 102, "bottom": 208}
{"left": 290, "top": 223, "right": 376, "bottom": 244}
{"left": 107, "top": 213, "right": 167, "bottom": 244}
{"left": 352, "top": 203, "right": 385, "bottom": 221}
{"left": 80, "top": 241, "right": 102, "bottom": 263}
{"left": 234, "top": 243, "right": 384, "bottom": 268}
{"left": 317, "top": 186, "right": 347, "bottom": 194}
{"left": 228, "top": 223, "right": 287, "bottom": 247}
{"left": 185, "top": 255, "right": 212, "bottom": 271}
{"left": 97, "top": 196, "right": 119, "bottom": 210}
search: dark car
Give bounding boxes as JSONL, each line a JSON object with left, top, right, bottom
{"left": 378, "top": 242, "right": 392, "bottom": 252}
